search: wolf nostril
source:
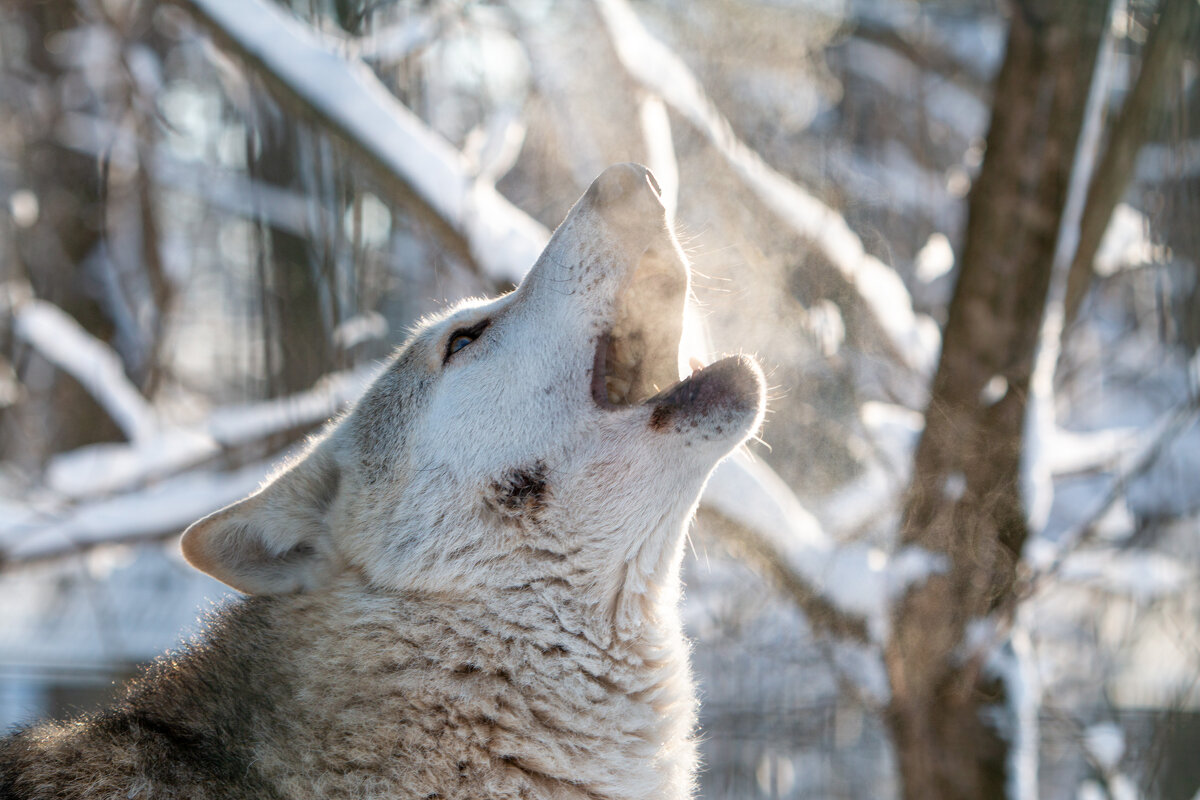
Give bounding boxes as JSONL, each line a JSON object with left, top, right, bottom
{"left": 584, "top": 163, "right": 665, "bottom": 225}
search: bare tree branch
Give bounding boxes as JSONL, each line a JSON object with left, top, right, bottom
{"left": 1062, "top": 0, "right": 1200, "bottom": 332}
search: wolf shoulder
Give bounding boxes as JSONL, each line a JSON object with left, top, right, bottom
{"left": 0, "top": 599, "right": 287, "bottom": 800}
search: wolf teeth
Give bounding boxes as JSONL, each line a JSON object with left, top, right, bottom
{"left": 606, "top": 375, "right": 631, "bottom": 404}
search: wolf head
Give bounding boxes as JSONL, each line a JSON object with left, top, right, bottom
{"left": 183, "top": 164, "right": 765, "bottom": 643}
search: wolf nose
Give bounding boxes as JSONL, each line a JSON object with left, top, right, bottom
{"left": 584, "top": 163, "right": 665, "bottom": 231}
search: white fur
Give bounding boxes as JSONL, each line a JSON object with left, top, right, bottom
{"left": 178, "top": 164, "right": 766, "bottom": 799}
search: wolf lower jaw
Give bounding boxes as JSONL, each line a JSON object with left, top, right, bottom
{"left": 2, "top": 576, "right": 697, "bottom": 800}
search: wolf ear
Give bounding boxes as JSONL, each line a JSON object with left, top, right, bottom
{"left": 181, "top": 446, "right": 342, "bottom": 595}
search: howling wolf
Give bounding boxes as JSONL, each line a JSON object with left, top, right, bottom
{"left": 1, "top": 164, "right": 766, "bottom": 799}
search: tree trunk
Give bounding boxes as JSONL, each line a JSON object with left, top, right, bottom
{"left": 250, "top": 120, "right": 339, "bottom": 399}
{"left": 884, "top": 2, "right": 1108, "bottom": 797}
{"left": 1, "top": 0, "right": 123, "bottom": 468}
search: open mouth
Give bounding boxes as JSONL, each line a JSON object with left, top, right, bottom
{"left": 591, "top": 245, "right": 688, "bottom": 410}
{"left": 589, "top": 245, "right": 763, "bottom": 428}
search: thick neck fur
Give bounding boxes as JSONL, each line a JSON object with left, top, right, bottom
{"left": 3, "top": 570, "right": 696, "bottom": 800}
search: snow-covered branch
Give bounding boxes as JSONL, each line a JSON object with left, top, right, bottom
{"left": 1026, "top": 402, "right": 1200, "bottom": 588}
{"left": 705, "top": 450, "right": 950, "bottom": 643}
{"left": 6, "top": 0, "right": 890, "bottom": 652}
{"left": 11, "top": 296, "right": 157, "bottom": 443}
{"left": 157, "top": 0, "right": 837, "bottom": 609}
{"left": 594, "top": 0, "right": 940, "bottom": 374}
{"left": 1, "top": 456, "right": 282, "bottom": 564}
{"left": 43, "top": 365, "right": 378, "bottom": 500}
{"left": 174, "top": 0, "right": 548, "bottom": 286}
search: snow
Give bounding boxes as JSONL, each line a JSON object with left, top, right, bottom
{"left": 182, "top": 0, "right": 549, "bottom": 284}
{"left": 914, "top": 232, "right": 955, "bottom": 283}
{"left": 1094, "top": 204, "right": 1156, "bottom": 276}
{"left": 1046, "top": 425, "right": 1141, "bottom": 476}
{"left": 886, "top": 547, "right": 949, "bottom": 601}
{"left": 983, "top": 629, "right": 1041, "bottom": 800}
{"left": 638, "top": 94, "right": 679, "bottom": 223}
{"left": 705, "top": 449, "right": 830, "bottom": 555}
{"left": 705, "top": 445, "right": 948, "bottom": 639}
{"left": 8, "top": 189, "right": 38, "bottom": 228}
{"left": 705, "top": 451, "right": 926, "bottom": 639}
{"left": 1057, "top": 549, "right": 1192, "bottom": 601}
{"left": 1023, "top": 9, "right": 1119, "bottom": 539}
{"left": 1083, "top": 722, "right": 1125, "bottom": 771}
{"left": 799, "top": 543, "right": 948, "bottom": 642}
{"left": 980, "top": 375, "right": 1008, "bottom": 406}
{"left": 332, "top": 311, "right": 389, "bottom": 349}
{"left": 205, "top": 366, "right": 376, "bottom": 445}
{"left": 1079, "top": 722, "right": 1139, "bottom": 800}
{"left": 46, "top": 430, "right": 219, "bottom": 499}
{"left": 594, "top": 0, "right": 940, "bottom": 374}
{"left": 842, "top": 38, "right": 990, "bottom": 137}
{"left": 2, "top": 456, "right": 283, "bottom": 562}
{"left": 12, "top": 299, "right": 158, "bottom": 443}
{"left": 42, "top": 365, "right": 377, "bottom": 500}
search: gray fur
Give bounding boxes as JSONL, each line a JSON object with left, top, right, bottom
{"left": 1, "top": 165, "right": 765, "bottom": 799}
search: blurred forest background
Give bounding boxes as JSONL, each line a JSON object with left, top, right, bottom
{"left": 1, "top": 0, "right": 1198, "bottom": 797}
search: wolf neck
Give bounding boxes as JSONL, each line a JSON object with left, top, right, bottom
{"left": 206, "top": 576, "right": 697, "bottom": 800}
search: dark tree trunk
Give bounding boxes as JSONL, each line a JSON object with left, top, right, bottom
{"left": 1, "top": 0, "right": 123, "bottom": 468}
{"left": 250, "top": 121, "right": 339, "bottom": 398}
{"left": 884, "top": 2, "right": 1108, "bottom": 798}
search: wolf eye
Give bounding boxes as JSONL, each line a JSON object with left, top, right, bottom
{"left": 443, "top": 319, "right": 489, "bottom": 363}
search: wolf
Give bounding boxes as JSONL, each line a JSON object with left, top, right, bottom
{"left": 1, "top": 163, "right": 765, "bottom": 799}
